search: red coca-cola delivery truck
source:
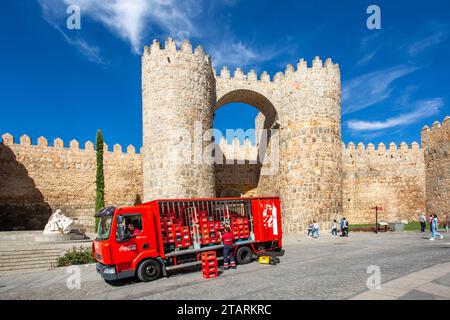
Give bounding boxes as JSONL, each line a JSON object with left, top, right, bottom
{"left": 93, "top": 196, "right": 284, "bottom": 283}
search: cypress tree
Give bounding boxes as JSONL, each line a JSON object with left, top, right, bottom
{"left": 95, "top": 129, "right": 105, "bottom": 230}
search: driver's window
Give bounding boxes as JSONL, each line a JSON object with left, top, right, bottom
{"left": 116, "top": 214, "right": 142, "bottom": 241}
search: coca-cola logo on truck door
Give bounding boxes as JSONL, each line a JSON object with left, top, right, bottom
{"left": 262, "top": 202, "right": 278, "bottom": 236}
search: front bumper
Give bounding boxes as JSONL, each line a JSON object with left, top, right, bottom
{"left": 96, "top": 262, "right": 118, "bottom": 281}
{"left": 96, "top": 262, "right": 136, "bottom": 281}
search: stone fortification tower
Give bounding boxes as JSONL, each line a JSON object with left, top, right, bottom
{"left": 276, "top": 58, "right": 342, "bottom": 232}
{"left": 141, "top": 38, "right": 216, "bottom": 200}
{"left": 421, "top": 116, "right": 450, "bottom": 217}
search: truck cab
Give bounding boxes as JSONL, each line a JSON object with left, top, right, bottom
{"left": 94, "top": 204, "right": 164, "bottom": 282}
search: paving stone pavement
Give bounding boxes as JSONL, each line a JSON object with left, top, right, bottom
{"left": 0, "top": 231, "right": 449, "bottom": 300}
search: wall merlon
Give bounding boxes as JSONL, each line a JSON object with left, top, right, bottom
{"left": 127, "top": 145, "right": 136, "bottom": 154}
{"left": 389, "top": 142, "right": 397, "bottom": 152}
{"left": 164, "top": 37, "right": 177, "bottom": 52}
{"left": 1, "top": 133, "right": 14, "bottom": 145}
{"left": 20, "top": 134, "right": 31, "bottom": 146}
{"left": 113, "top": 143, "right": 122, "bottom": 154}
{"left": 37, "top": 136, "right": 48, "bottom": 147}
{"left": 261, "top": 71, "right": 270, "bottom": 83}
{"left": 273, "top": 72, "right": 285, "bottom": 83}
{"left": 180, "top": 39, "right": 192, "bottom": 53}
{"left": 357, "top": 142, "right": 365, "bottom": 152}
{"left": 247, "top": 69, "right": 257, "bottom": 81}
{"left": 151, "top": 39, "right": 161, "bottom": 52}
{"left": 411, "top": 141, "right": 420, "bottom": 151}
{"left": 84, "top": 141, "right": 94, "bottom": 151}
{"left": 69, "top": 139, "right": 79, "bottom": 150}
{"left": 378, "top": 142, "right": 386, "bottom": 152}
{"left": 443, "top": 115, "right": 450, "bottom": 127}
{"left": 194, "top": 45, "right": 205, "bottom": 58}
{"left": 220, "top": 66, "right": 230, "bottom": 79}
{"left": 312, "top": 56, "right": 323, "bottom": 68}
{"left": 367, "top": 143, "right": 375, "bottom": 152}
{"left": 234, "top": 67, "right": 244, "bottom": 80}
{"left": 54, "top": 138, "right": 64, "bottom": 148}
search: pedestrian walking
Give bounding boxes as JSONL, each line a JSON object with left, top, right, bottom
{"left": 419, "top": 212, "right": 427, "bottom": 233}
{"left": 313, "top": 221, "right": 320, "bottom": 238}
{"left": 341, "top": 218, "right": 349, "bottom": 237}
{"left": 307, "top": 221, "right": 314, "bottom": 238}
{"left": 331, "top": 219, "right": 338, "bottom": 236}
{"left": 429, "top": 214, "right": 443, "bottom": 241}
{"left": 428, "top": 214, "right": 433, "bottom": 232}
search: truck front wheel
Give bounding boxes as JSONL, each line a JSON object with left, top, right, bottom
{"left": 236, "top": 246, "right": 253, "bottom": 265}
{"left": 137, "top": 259, "right": 162, "bottom": 282}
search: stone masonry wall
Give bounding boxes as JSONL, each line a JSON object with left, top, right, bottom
{"left": 0, "top": 134, "right": 142, "bottom": 231}
{"left": 342, "top": 141, "right": 426, "bottom": 224}
{"left": 214, "top": 137, "right": 259, "bottom": 197}
{"left": 421, "top": 116, "right": 450, "bottom": 217}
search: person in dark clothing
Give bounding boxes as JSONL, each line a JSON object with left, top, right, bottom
{"left": 419, "top": 212, "right": 427, "bottom": 233}
{"left": 221, "top": 225, "right": 236, "bottom": 270}
{"left": 341, "top": 217, "right": 349, "bottom": 237}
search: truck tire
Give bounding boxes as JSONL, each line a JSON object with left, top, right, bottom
{"left": 236, "top": 246, "right": 253, "bottom": 265}
{"left": 137, "top": 259, "right": 162, "bottom": 282}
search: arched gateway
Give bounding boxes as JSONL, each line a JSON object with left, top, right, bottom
{"left": 142, "top": 37, "right": 343, "bottom": 233}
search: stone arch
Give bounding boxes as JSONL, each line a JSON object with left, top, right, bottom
{"left": 213, "top": 89, "right": 279, "bottom": 130}
{"left": 220, "top": 188, "right": 243, "bottom": 198}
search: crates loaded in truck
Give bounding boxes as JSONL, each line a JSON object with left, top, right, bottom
{"left": 93, "top": 197, "right": 284, "bottom": 283}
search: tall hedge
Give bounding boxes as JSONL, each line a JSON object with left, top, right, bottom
{"left": 95, "top": 129, "right": 105, "bottom": 230}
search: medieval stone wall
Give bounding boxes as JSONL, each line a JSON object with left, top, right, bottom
{"left": 422, "top": 116, "right": 450, "bottom": 216}
{"left": 0, "top": 133, "right": 142, "bottom": 231}
{"left": 342, "top": 141, "right": 426, "bottom": 224}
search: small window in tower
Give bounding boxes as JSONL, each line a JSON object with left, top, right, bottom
{"left": 167, "top": 57, "right": 171, "bottom": 63}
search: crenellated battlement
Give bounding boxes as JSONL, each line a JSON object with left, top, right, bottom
{"left": 421, "top": 116, "right": 450, "bottom": 146}
{"left": 216, "top": 56, "right": 339, "bottom": 85}
{"left": 1, "top": 133, "right": 142, "bottom": 155}
{"left": 216, "top": 137, "right": 258, "bottom": 162}
{"left": 343, "top": 140, "right": 422, "bottom": 155}
{"left": 142, "top": 37, "right": 212, "bottom": 66}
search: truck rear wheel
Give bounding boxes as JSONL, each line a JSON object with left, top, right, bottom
{"left": 236, "top": 246, "right": 253, "bottom": 265}
{"left": 137, "top": 259, "right": 162, "bottom": 282}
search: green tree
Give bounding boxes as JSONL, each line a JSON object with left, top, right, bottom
{"left": 95, "top": 129, "right": 105, "bottom": 231}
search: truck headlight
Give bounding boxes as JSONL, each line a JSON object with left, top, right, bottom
{"left": 103, "top": 267, "right": 116, "bottom": 274}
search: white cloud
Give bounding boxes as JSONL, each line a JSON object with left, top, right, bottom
{"left": 39, "top": 0, "right": 199, "bottom": 55}
{"left": 342, "top": 65, "right": 418, "bottom": 115}
{"left": 346, "top": 98, "right": 443, "bottom": 131}
{"left": 407, "top": 30, "right": 448, "bottom": 57}
{"left": 38, "top": 0, "right": 281, "bottom": 67}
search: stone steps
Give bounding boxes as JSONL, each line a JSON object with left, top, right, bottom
{"left": 0, "top": 248, "right": 63, "bottom": 275}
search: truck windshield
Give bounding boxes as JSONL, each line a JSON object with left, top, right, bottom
{"left": 97, "top": 216, "right": 113, "bottom": 240}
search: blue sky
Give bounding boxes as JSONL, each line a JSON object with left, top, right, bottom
{"left": 0, "top": 0, "right": 449, "bottom": 149}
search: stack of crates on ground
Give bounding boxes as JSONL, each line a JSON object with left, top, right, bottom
{"left": 201, "top": 251, "right": 218, "bottom": 279}
{"left": 231, "top": 217, "right": 250, "bottom": 240}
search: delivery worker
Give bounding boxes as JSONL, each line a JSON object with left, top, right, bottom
{"left": 222, "top": 225, "right": 236, "bottom": 270}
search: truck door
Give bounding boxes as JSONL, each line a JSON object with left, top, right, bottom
{"left": 111, "top": 213, "right": 145, "bottom": 272}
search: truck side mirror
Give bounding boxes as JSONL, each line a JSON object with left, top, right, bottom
{"left": 116, "top": 215, "right": 126, "bottom": 241}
